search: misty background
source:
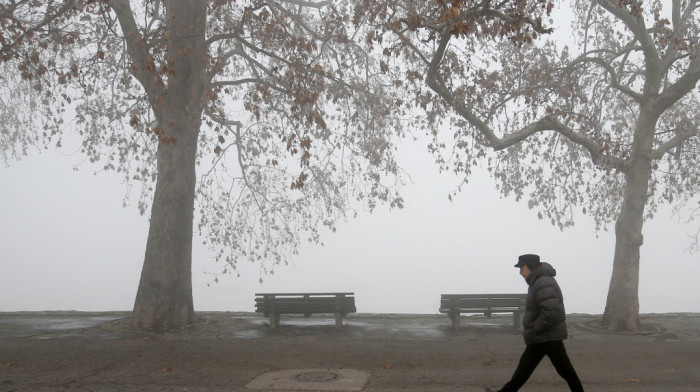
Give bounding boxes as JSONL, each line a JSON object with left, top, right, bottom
{"left": 2, "top": 132, "right": 699, "bottom": 315}
{"left": 0, "top": 3, "right": 697, "bottom": 316}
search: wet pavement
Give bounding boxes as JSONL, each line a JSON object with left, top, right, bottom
{"left": 0, "top": 312, "right": 128, "bottom": 339}
{"left": 1, "top": 312, "right": 699, "bottom": 391}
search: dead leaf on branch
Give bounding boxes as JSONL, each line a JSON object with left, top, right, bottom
{"left": 407, "top": 14, "right": 422, "bottom": 30}
{"left": 380, "top": 60, "right": 389, "bottom": 73}
{"left": 441, "top": 6, "right": 459, "bottom": 23}
{"left": 300, "top": 151, "right": 310, "bottom": 167}
{"left": 291, "top": 172, "right": 308, "bottom": 190}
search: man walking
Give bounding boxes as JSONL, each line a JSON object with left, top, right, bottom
{"left": 485, "top": 254, "right": 584, "bottom": 392}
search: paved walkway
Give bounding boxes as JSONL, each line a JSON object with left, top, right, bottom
{"left": 1, "top": 312, "right": 699, "bottom": 391}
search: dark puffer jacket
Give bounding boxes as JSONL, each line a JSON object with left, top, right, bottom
{"left": 522, "top": 262, "right": 568, "bottom": 344}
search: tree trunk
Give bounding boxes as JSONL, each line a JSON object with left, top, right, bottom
{"left": 602, "top": 180, "right": 644, "bottom": 331}
{"left": 602, "top": 114, "right": 657, "bottom": 332}
{"left": 130, "top": 1, "right": 206, "bottom": 331}
{"left": 130, "top": 129, "right": 198, "bottom": 331}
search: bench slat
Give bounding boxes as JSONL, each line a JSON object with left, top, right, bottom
{"left": 439, "top": 293, "right": 526, "bottom": 330}
{"left": 254, "top": 292, "right": 356, "bottom": 329}
{"left": 255, "top": 292, "right": 354, "bottom": 297}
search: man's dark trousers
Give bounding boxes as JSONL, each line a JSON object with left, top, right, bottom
{"left": 500, "top": 340, "right": 584, "bottom": 392}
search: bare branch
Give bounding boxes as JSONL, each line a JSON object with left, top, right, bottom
{"left": 276, "top": 0, "right": 331, "bottom": 8}
{"left": 597, "top": 0, "right": 663, "bottom": 88}
{"left": 205, "top": 32, "right": 238, "bottom": 46}
{"left": 672, "top": 0, "right": 681, "bottom": 29}
{"left": 212, "top": 77, "right": 287, "bottom": 93}
{"left": 657, "top": 47, "right": 700, "bottom": 113}
{"left": 565, "top": 55, "right": 644, "bottom": 102}
{"left": 0, "top": 0, "right": 77, "bottom": 59}
{"left": 200, "top": 110, "right": 242, "bottom": 182}
{"left": 207, "top": 30, "right": 292, "bottom": 68}
{"left": 660, "top": 0, "right": 698, "bottom": 84}
{"left": 108, "top": 0, "right": 165, "bottom": 111}
{"left": 652, "top": 117, "right": 698, "bottom": 160}
{"left": 426, "top": 28, "right": 626, "bottom": 171}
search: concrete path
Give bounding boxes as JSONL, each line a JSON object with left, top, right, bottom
{"left": 1, "top": 312, "right": 699, "bottom": 391}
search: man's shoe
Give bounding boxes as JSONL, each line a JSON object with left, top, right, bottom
{"left": 484, "top": 388, "right": 498, "bottom": 392}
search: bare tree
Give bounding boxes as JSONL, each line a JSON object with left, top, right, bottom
{"left": 379, "top": 0, "right": 699, "bottom": 330}
{"left": 1, "top": 0, "right": 406, "bottom": 331}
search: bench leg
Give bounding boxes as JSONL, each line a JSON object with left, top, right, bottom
{"left": 513, "top": 311, "right": 523, "bottom": 329}
{"left": 269, "top": 313, "right": 280, "bottom": 329}
{"left": 335, "top": 312, "right": 343, "bottom": 329}
{"left": 451, "top": 313, "right": 461, "bottom": 330}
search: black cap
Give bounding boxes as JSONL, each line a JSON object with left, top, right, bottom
{"left": 515, "top": 254, "right": 541, "bottom": 270}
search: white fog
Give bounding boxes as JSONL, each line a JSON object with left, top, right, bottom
{"left": 1, "top": 138, "right": 699, "bottom": 315}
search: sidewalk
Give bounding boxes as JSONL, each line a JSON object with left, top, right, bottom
{"left": 1, "top": 312, "right": 699, "bottom": 391}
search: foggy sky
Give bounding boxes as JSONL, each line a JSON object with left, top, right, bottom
{"left": 1, "top": 138, "right": 699, "bottom": 315}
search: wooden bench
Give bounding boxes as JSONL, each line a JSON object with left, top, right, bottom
{"left": 439, "top": 294, "right": 527, "bottom": 330}
{"left": 254, "top": 292, "right": 356, "bottom": 329}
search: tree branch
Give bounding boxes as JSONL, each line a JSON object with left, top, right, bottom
{"left": 212, "top": 77, "right": 287, "bottom": 93}
{"left": 276, "top": 0, "right": 331, "bottom": 8}
{"left": 426, "top": 27, "right": 627, "bottom": 171}
{"left": 565, "top": 55, "right": 644, "bottom": 102}
{"left": 0, "top": 0, "right": 77, "bottom": 59}
{"left": 657, "top": 51, "right": 700, "bottom": 111}
{"left": 672, "top": 0, "right": 681, "bottom": 29}
{"left": 205, "top": 32, "right": 238, "bottom": 47}
{"left": 652, "top": 117, "right": 698, "bottom": 160}
{"left": 108, "top": 0, "right": 165, "bottom": 112}
{"left": 660, "top": 0, "right": 697, "bottom": 84}
{"left": 200, "top": 110, "right": 243, "bottom": 183}
{"left": 206, "top": 30, "right": 292, "bottom": 69}
{"left": 596, "top": 0, "right": 663, "bottom": 91}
